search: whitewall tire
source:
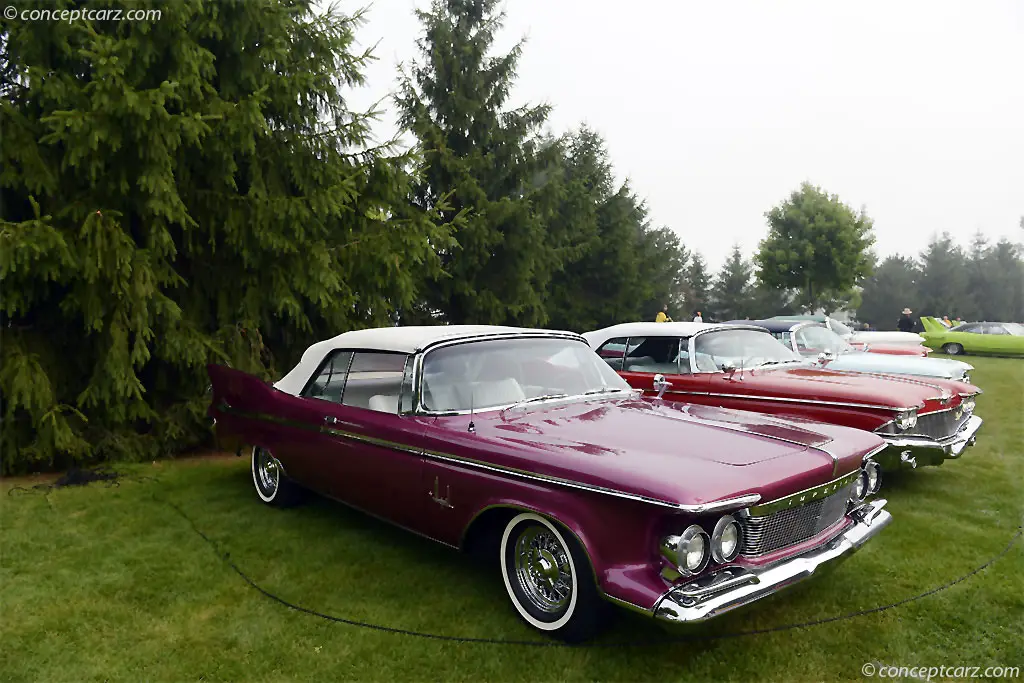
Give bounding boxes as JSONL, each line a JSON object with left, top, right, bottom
{"left": 499, "top": 512, "right": 605, "bottom": 641}
{"left": 250, "top": 446, "right": 302, "bottom": 507}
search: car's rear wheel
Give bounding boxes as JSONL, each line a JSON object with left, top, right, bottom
{"left": 499, "top": 512, "right": 605, "bottom": 642}
{"left": 251, "top": 446, "right": 303, "bottom": 507}
{"left": 942, "top": 343, "right": 964, "bottom": 355}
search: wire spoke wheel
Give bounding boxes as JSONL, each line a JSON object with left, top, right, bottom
{"left": 254, "top": 448, "right": 280, "bottom": 497}
{"left": 513, "top": 526, "right": 574, "bottom": 615}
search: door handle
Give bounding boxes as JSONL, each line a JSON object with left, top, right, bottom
{"left": 324, "top": 416, "right": 339, "bottom": 425}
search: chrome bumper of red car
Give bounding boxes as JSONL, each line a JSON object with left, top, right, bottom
{"left": 652, "top": 499, "right": 892, "bottom": 624}
{"left": 878, "top": 414, "right": 983, "bottom": 469}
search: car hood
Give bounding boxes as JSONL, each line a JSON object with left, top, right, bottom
{"left": 822, "top": 351, "right": 972, "bottom": 379}
{"left": 732, "top": 364, "right": 963, "bottom": 409}
{"left": 847, "top": 331, "right": 925, "bottom": 344}
{"left": 425, "top": 397, "right": 883, "bottom": 509}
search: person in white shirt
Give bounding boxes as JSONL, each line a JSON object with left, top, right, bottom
{"left": 692, "top": 311, "right": 703, "bottom": 323}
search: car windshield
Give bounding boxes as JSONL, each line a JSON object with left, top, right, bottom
{"left": 828, "top": 319, "right": 854, "bottom": 337}
{"left": 1002, "top": 323, "right": 1024, "bottom": 336}
{"left": 794, "top": 325, "right": 855, "bottom": 355}
{"left": 693, "top": 329, "right": 803, "bottom": 371}
{"left": 420, "top": 337, "right": 632, "bottom": 412}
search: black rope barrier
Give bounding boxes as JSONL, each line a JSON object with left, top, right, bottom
{"left": 162, "top": 497, "right": 1023, "bottom": 648}
{"left": 9, "top": 467, "right": 1019, "bottom": 648}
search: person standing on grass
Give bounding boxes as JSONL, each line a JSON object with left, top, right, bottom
{"left": 897, "top": 307, "right": 914, "bottom": 333}
{"left": 655, "top": 303, "right": 673, "bottom": 323}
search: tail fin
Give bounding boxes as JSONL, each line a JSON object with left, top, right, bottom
{"left": 919, "top": 316, "right": 945, "bottom": 334}
{"left": 207, "top": 364, "right": 277, "bottom": 454}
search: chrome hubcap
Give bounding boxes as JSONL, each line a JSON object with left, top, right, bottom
{"left": 513, "top": 526, "right": 573, "bottom": 614}
{"left": 255, "top": 449, "right": 279, "bottom": 495}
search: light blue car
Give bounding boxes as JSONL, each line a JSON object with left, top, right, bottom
{"left": 733, "top": 319, "right": 974, "bottom": 383}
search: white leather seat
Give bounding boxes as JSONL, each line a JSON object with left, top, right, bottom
{"left": 368, "top": 395, "right": 399, "bottom": 414}
{"left": 472, "top": 378, "right": 525, "bottom": 407}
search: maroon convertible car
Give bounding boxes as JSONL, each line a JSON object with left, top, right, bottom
{"left": 208, "top": 325, "right": 891, "bottom": 641}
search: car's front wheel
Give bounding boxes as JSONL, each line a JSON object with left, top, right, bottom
{"left": 942, "top": 343, "right": 965, "bottom": 355}
{"left": 251, "top": 446, "right": 303, "bottom": 507}
{"left": 499, "top": 512, "right": 606, "bottom": 642}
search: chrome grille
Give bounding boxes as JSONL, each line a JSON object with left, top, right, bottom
{"left": 909, "top": 409, "right": 969, "bottom": 440}
{"left": 740, "top": 483, "right": 853, "bottom": 557}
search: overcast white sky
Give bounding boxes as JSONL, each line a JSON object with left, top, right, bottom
{"left": 343, "top": 0, "right": 1024, "bottom": 270}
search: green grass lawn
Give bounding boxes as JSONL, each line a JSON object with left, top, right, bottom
{"left": 2, "top": 357, "right": 1022, "bottom": 682}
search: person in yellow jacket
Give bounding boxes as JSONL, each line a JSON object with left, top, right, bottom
{"left": 655, "top": 303, "right": 673, "bottom": 322}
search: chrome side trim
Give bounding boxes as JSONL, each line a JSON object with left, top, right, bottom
{"left": 220, "top": 405, "right": 762, "bottom": 513}
{"left": 744, "top": 470, "right": 861, "bottom": 518}
{"left": 698, "top": 391, "right": 904, "bottom": 412}
{"left": 422, "top": 449, "right": 762, "bottom": 513}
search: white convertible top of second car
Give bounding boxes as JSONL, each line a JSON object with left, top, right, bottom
{"left": 582, "top": 321, "right": 740, "bottom": 347}
{"left": 274, "top": 324, "right": 580, "bottom": 396}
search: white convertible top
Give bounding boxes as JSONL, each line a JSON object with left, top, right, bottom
{"left": 582, "top": 321, "right": 740, "bottom": 346}
{"left": 274, "top": 324, "right": 580, "bottom": 396}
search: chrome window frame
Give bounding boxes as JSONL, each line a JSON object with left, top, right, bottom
{"left": 687, "top": 325, "right": 802, "bottom": 375}
{"left": 412, "top": 331, "right": 603, "bottom": 417}
{"left": 621, "top": 335, "right": 688, "bottom": 375}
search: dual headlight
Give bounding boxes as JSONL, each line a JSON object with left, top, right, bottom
{"left": 895, "top": 409, "right": 918, "bottom": 431}
{"left": 962, "top": 396, "right": 976, "bottom": 414}
{"left": 661, "top": 515, "right": 742, "bottom": 576}
{"left": 850, "top": 460, "right": 882, "bottom": 505}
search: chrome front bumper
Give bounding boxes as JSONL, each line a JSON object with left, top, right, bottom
{"left": 653, "top": 499, "right": 892, "bottom": 623}
{"left": 877, "top": 414, "right": 983, "bottom": 470}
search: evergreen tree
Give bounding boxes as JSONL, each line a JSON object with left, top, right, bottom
{"left": 0, "top": 1, "right": 454, "bottom": 473}
{"left": 396, "top": 0, "right": 559, "bottom": 326}
{"left": 857, "top": 256, "right": 922, "bottom": 329}
{"left": 637, "top": 226, "right": 689, "bottom": 321}
{"left": 712, "top": 245, "right": 753, "bottom": 321}
{"left": 685, "top": 252, "right": 712, "bottom": 318}
{"left": 917, "top": 233, "right": 973, "bottom": 319}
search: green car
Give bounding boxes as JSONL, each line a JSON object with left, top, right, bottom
{"left": 920, "top": 317, "right": 1024, "bottom": 357}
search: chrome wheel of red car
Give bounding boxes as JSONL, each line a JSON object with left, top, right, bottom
{"left": 499, "top": 513, "right": 605, "bottom": 641}
{"left": 250, "top": 447, "right": 303, "bottom": 507}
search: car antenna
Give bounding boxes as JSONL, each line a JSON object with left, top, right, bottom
{"left": 468, "top": 386, "right": 476, "bottom": 433}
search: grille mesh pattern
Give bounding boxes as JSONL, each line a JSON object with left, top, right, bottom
{"left": 910, "top": 409, "right": 968, "bottom": 440}
{"left": 740, "top": 483, "right": 853, "bottom": 556}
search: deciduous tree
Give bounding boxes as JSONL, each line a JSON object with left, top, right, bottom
{"left": 756, "top": 183, "right": 875, "bottom": 314}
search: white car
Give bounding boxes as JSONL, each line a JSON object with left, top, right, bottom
{"left": 770, "top": 315, "right": 925, "bottom": 346}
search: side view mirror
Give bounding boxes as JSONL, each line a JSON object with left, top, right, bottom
{"left": 652, "top": 374, "right": 670, "bottom": 399}
{"left": 721, "top": 361, "right": 740, "bottom": 380}
{"left": 817, "top": 351, "right": 835, "bottom": 366}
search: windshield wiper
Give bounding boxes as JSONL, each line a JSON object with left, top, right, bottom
{"left": 757, "top": 359, "right": 800, "bottom": 368}
{"left": 504, "top": 393, "right": 570, "bottom": 414}
{"left": 582, "top": 387, "right": 628, "bottom": 396}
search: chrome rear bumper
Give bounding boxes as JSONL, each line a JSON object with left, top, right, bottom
{"left": 653, "top": 499, "right": 891, "bottom": 623}
{"left": 877, "top": 414, "right": 982, "bottom": 469}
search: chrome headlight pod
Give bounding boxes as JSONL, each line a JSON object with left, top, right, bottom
{"left": 710, "top": 515, "right": 742, "bottom": 563}
{"left": 962, "top": 395, "right": 976, "bottom": 414}
{"left": 850, "top": 472, "right": 868, "bottom": 505}
{"left": 895, "top": 409, "right": 918, "bottom": 431}
{"left": 863, "top": 460, "right": 882, "bottom": 495}
{"left": 661, "top": 524, "right": 710, "bottom": 576}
